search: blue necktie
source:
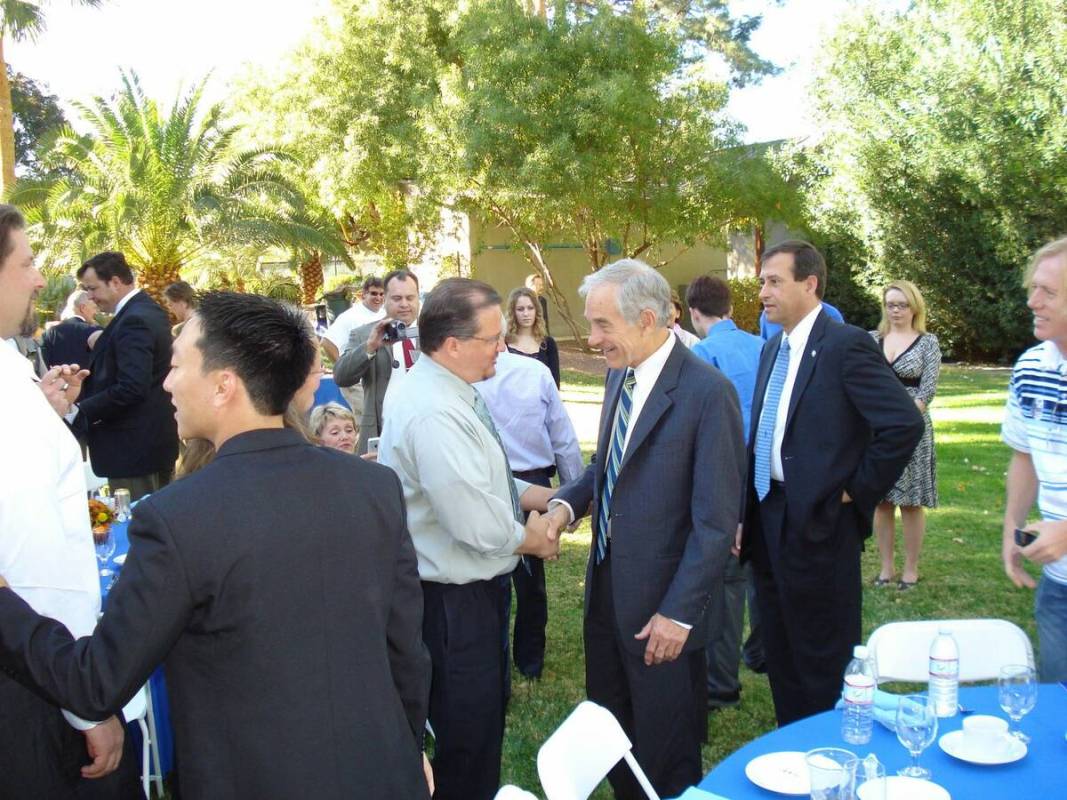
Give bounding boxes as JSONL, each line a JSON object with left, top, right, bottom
{"left": 596, "top": 370, "right": 637, "bottom": 564}
{"left": 754, "top": 338, "right": 791, "bottom": 501}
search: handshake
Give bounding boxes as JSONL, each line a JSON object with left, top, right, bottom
{"left": 516, "top": 505, "right": 572, "bottom": 561}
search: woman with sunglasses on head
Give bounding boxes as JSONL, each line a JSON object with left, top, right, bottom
{"left": 870, "top": 280, "right": 942, "bottom": 590}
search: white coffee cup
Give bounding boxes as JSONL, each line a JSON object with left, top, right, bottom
{"left": 962, "top": 714, "right": 1010, "bottom": 757}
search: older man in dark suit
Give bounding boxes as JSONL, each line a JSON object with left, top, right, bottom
{"left": 546, "top": 259, "right": 746, "bottom": 800}
{"left": 74, "top": 252, "right": 178, "bottom": 499}
{"left": 333, "top": 268, "right": 420, "bottom": 454}
{"left": 741, "top": 240, "right": 923, "bottom": 726}
{"left": 0, "top": 292, "right": 433, "bottom": 800}
{"left": 41, "top": 289, "right": 102, "bottom": 369}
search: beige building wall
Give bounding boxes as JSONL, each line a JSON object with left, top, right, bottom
{"left": 468, "top": 216, "right": 760, "bottom": 340}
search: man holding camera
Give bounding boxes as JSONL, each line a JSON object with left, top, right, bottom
{"left": 335, "top": 269, "right": 421, "bottom": 454}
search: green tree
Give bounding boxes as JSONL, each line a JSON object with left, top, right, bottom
{"left": 806, "top": 0, "right": 1067, "bottom": 359}
{"left": 0, "top": 0, "right": 104, "bottom": 192}
{"left": 248, "top": 0, "right": 783, "bottom": 340}
{"left": 9, "top": 69, "right": 67, "bottom": 177}
{"left": 13, "top": 72, "right": 345, "bottom": 299}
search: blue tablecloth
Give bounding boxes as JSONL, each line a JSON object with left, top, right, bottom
{"left": 699, "top": 684, "right": 1066, "bottom": 798}
{"left": 99, "top": 518, "right": 175, "bottom": 777}
{"left": 313, "top": 374, "right": 349, "bottom": 410}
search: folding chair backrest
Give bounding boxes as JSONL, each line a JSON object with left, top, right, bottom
{"left": 866, "top": 619, "right": 1034, "bottom": 683}
{"left": 494, "top": 786, "right": 540, "bottom": 800}
{"left": 537, "top": 701, "right": 659, "bottom": 800}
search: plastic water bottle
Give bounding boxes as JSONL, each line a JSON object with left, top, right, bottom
{"left": 929, "top": 628, "right": 959, "bottom": 718}
{"left": 842, "top": 645, "right": 876, "bottom": 744}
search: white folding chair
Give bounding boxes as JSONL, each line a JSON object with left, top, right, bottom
{"left": 122, "top": 685, "right": 165, "bottom": 798}
{"left": 537, "top": 701, "right": 659, "bottom": 800}
{"left": 83, "top": 461, "right": 107, "bottom": 493}
{"left": 495, "top": 786, "right": 540, "bottom": 800}
{"left": 866, "top": 619, "right": 1034, "bottom": 683}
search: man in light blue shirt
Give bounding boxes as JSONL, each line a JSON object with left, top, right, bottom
{"left": 760, "top": 299, "right": 843, "bottom": 341}
{"left": 476, "top": 345, "right": 582, "bottom": 679}
{"left": 688, "top": 274, "right": 767, "bottom": 708}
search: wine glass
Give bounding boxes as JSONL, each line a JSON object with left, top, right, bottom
{"left": 998, "top": 664, "right": 1037, "bottom": 743}
{"left": 895, "top": 693, "right": 938, "bottom": 780}
{"left": 93, "top": 527, "right": 116, "bottom": 577}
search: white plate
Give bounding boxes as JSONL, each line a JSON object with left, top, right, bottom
{"left": 113, "top": 554, "right": 126, "bottom": 566}
{"left": 939, "top": 729, "right": 1027, "bottom": 765}
{"left": 858, "top": 776, "right": 951, "bottom": 800}
{"left": 744, "top": 751, "right": 809, "bottom": 795}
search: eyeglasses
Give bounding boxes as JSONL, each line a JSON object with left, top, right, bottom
{"left": 463, "top": 333, "right": 503, "bottom": 345}
{"left": 885, "top": 302, "right": 910, "bottom": 311}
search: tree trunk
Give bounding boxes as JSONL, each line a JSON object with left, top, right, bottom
{"left": 0, "top": 37, "right": 18, "bottom": 194}
{"left": 299, "top": 251, "right": 324, "bottom": 305}
{"left": 754, "top": 223, "right": 765, "bottom": 276}
{"left": 520, "top": 240, "right": 590, "bottom": 350}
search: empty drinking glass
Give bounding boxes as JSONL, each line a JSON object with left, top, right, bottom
{"left": 895, "top": 694, "right": 938, "bottom": 780}
{"left": 998, "top": 664, "right": 1037, "bottom": 743}
{"left": 93, "top": 527, "right": 116, "bottom": 577}
{"left": 805, "top": 747, "right": 857, "bottom": 800}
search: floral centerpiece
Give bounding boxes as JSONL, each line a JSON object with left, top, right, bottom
{"left": 88, "top": 498, "right": 113, "bottom": 542}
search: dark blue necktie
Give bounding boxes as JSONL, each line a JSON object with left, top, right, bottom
{"left": 596, "top": 370, "right": 637, "bottom": 563}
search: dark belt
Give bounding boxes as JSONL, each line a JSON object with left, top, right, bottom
{"left": 513, "top": 466, "right": 555, "bottom": 482}
{"left": 770, "top": 479, "right": 786, "bottom": 490}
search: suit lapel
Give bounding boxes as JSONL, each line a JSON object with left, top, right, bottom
{"left": 749, "top": 336, "right": 779, "bottom": 446}
{"left": 91, "top": 292, "right": 140, "bottom": 358}
{"left": 784, "top": 310, "right": 828, "bottom": 432}
{"left": 597, "top": 369, "right": 623, "bottom": 470}
{"left": 616, "top": 340, "right": 682, "bottom": 474}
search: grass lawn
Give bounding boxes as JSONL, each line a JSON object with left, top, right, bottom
{"left": 499, "top": 364, "right": 1035, "bottom": 796}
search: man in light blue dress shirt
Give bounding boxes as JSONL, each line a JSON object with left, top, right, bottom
{"left": 476, "top": 346, "right": 583, "bottom": 679}
{"left": 688, "top": 275, "right": 767, "bottom": 709}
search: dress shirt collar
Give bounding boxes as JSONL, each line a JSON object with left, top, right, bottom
{"left": 706, "top": 318, "right": 738, "bottom": 338}
{"left": 781, "top": 303, "right": 823, "bottom": 355}
{"left": 113, "top": 287, "right": 141, "bottom": 317}
{"left": 631, "top": 329, "right": 676, "bottom": 388}
{"left": 421, "top": 353, "right": 478, "bottom": 405}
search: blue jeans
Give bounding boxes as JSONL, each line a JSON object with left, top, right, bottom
{"left": 1035, "top": 575, "right": 1067, "bottom": 682}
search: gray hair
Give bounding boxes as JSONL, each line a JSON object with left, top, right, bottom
{"left": 579, "top": 258, "right": 672, "bottom": 327}
{"left": 61, "top": 289, "right": 93, "bottom": 321}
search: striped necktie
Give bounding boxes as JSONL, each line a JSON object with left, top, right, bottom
{"left": 596, "top": 369, "right": 637, "bottom": 564}
{"left": 472, "top": 389, "right": 524, "bottom": 524}
{"left": 754, "top": 338, "right": 791, "bottom": 501}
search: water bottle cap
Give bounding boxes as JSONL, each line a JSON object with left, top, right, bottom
{"left": 853, "top": 645, "right": 868, "bottom": 659}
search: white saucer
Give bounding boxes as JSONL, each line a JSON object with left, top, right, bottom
{"left": 744, "top": 751, "right": 809, "bottom": 795}
{"left": 858, "top": 776, "right": 951, "bottom": 800}
{"left": 113, "top": 554, "right": 126, "bottom": 566}
{"left": 939, "top": 729, "right": 1027, "bottom": 765}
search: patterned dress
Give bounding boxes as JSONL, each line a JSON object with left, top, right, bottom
{"left": 870, "top": 331, "right": 942, "bottom": 507}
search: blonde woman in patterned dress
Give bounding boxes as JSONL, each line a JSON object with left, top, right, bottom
{"left": 870, "top": 280, "right": 942, "bottom": 589}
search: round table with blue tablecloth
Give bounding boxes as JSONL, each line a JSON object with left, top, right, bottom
{"left": 699, "top": 684, "right": 1066, "bottom": 798}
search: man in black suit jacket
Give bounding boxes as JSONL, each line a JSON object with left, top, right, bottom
{"left": 41, "top": 290, "right": 102, "bottom": 369}
{"left": 0, "top": 292, "right": 433, "bottom": 799}
{"left": 547, "top": 260, "right": 746, "bottom": 799}
{"left": 74, "top": 252, "right": 178, "bottom": 499}
{"left": 740, "top": 241, "right": 923, "bottom": 726}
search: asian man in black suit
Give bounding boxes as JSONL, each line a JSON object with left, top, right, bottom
{"left": 546, "top": 259, "right": 746, "bottom": 800}
{"left": 0, "top": 292, "right": 433, "bottom": 800}
{"left": 740, "top": 240, "right": 923, "bottom": 726}
{"left": 74, "top": 252, "right": 179, "bottom": 499}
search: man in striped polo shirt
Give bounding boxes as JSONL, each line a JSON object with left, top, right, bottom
{"left": 1002, "top": 235, "right": 1067, "bottom": 682}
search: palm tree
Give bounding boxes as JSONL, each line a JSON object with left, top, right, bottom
{"left": 13, "top": 71, "right": 345, "bottom": 299}
{"left": 0, "top": 1, "right": 104, "bottom": 193}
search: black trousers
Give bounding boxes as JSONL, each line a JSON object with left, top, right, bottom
{"left": 752, "top": 482, "right": 862, "bottom": 726}
{"left": 510, "top": 466, "right": 554, "bottom": 678}
{"left": 585, "top": 556, "right": 705, "bottom": 800}
{"left": 0, "top": 676, "right": 142, "bottom": 800}
{"left": 422, "top": 577, "right": 510, "bottom": 800}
